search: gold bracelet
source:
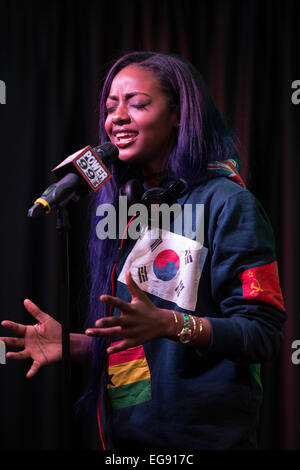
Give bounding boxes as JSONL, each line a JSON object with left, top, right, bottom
{"left": 172, "top": 311, "right": 180, "bottom": 336}
{"left": 190, "top": 317, "right": 204, "bottom": 343}
{"left": 190, "top": 315, "right": 197, "bottom": 339}
{"left": 171, "top": 312, "right": 202, "bottom": 344}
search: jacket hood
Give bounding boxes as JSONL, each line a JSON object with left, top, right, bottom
{"left": 207, "top": 157, "right": 246, "bottom": 188}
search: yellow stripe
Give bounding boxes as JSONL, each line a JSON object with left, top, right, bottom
{"left": 34, "top": 198, "right": 51, "bottom": 214}
{"left": 108, "top": 357, "right": 151, "bottom": 389}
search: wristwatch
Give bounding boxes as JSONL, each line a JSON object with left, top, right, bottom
{"left": 178, "top": 314, "right": 193, "bottom": 344}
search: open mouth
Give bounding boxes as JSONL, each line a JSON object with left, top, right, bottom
{"left": 114, "top": 131, "right": 138, "bottom": 145}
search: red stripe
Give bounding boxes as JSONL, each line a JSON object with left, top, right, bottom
{"left": 224, "top": 160, "right": 237, "bottom": 172}
{"left": 97, "top": 400, "right": 106, "bottom": 450}
{"left": 109, "top": 342, "right": 145, "bottom": 366}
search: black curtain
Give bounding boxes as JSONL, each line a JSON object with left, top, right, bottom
{"left": 0, "top": 0, "right": 299, "bottom": 450}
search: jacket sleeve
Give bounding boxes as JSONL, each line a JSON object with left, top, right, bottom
{"left": 204, "top": 189, "right": 287, "bottom": 363}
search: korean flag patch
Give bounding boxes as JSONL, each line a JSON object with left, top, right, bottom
{"left": 118, "top": 228, "right": 207, "bottom": 311}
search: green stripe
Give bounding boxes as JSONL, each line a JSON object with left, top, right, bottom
{"left": 249, "top": 364, "right": 262, "bottom": 390}
{"left": 107, "top": 379, "right": 151, "bottom": 409}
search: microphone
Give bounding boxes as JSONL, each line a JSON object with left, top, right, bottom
{"left": 27, "top": 142, "right": 118, "bottom": 218}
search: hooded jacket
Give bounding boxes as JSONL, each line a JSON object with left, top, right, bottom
{"left": 103, "top": 159, "right": 286, "bottom": 450}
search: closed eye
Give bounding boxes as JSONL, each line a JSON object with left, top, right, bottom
{"left": 106, "top": 104, "right": 148, "bottom": 113}
{"left": 106, "top": 106, "right": 117, "bottom": 113}
{"left": 131, "top": 104, "right": 147, "bottom": 109}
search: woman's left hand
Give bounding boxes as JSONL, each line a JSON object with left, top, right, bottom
{"left": 85, "top": 270, "right": 174, "bottom": 354}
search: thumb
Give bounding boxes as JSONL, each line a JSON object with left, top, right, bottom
{"left": 24, "top": 299, "right": 48, "bottom": 323}
{"left": 26, "top": 360, "right": 41, "bottom": 379}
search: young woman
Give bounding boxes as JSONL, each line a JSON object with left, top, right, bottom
{"left": 0, "top": 52, "right": 286, "bottom": 450}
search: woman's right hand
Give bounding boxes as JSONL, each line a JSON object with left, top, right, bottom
{"left": 0, "top": 299, "right": 62, "bottom": 378}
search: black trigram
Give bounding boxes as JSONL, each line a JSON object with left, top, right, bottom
{"left": 150, "top": 237, "right": 163, "bottom": 252}
{"left": 138, "top": 266, "right": 148, "bottom": 283}
{"left": 184, "top": 249, "right": 193, "bottom": 264}
{"left": 175, "top": 280, "right": 184, "bottom": 297}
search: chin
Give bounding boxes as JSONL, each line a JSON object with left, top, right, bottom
{"left": 118, "top": 151, "right": 142, "bottom": 164}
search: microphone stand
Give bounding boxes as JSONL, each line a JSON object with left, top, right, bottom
{"left": 56, "top": 207, "right": 72, "bottom": 449}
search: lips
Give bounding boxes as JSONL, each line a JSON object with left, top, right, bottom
{"left": 113, "top": 130, "right": 138, "bottom": 147}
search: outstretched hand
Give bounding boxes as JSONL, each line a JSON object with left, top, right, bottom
{"left": 0, "top": 299, "right": 62, "bottom": 378}
{"left": 86, "top": 270, "right": 174, "bottom": 354}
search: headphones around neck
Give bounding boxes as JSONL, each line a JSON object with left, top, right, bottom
{"left": 118, "top": 177, "right": 188, "bottom": 229}
{"left": 120, "top": 178, "right": 188, "bottom": 209}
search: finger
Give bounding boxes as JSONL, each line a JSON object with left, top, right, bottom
{"left": 125, "top": 270, "right": 141, "bottom": 298}
{"left": 24, "top": 299, "right": 49, "bottom": 323}
{"left": 107, "top": 338, "right": 136, "bottom": 354}
{"left": 0, "top": 337, "right": 25, "bottom": 348}
{"left": 95, "top": 316, "right": 125, "bottom": 328}
{"left": 100, "top": 295, "right": 132, "bottom": 313}
{"left": 26, "top": 361, "right": 41, "bottom": 379}
{"left": 6, "top": 350, "right": 30, "bottom": 361}
{"left": 1, "top": 320, "right": 26, "bottom": 336}
{"left": 85, "top": 326, "right": 122, "bottom": 338}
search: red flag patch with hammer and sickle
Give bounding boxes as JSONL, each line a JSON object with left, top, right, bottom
{"left": 238, "top": 261, "right": 285, "bottom": 311}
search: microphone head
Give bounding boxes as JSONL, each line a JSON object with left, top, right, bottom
{"left": 27, "top": 143, "right": 120, "bottom": 219}
{"left": 93, "top": 142, "right": 119, "bottom": 166}
{"left": 51, "top": 143, "right": 119, "bottom": 193}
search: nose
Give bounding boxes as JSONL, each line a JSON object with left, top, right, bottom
{"left": 111, "top": 103, "right": 130, "bottom": 124}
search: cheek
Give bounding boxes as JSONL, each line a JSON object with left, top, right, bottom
{"left": 140, "top": 110, "right": 171, "bottom": 135}
{"left": 104, "top": 117, "right": 110, "bottom": 135}
{"left": 142, "top": 116, "right": 174, "bottom": 144}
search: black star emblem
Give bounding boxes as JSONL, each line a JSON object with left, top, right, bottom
{"left": 108, "top": 374, "right": 115, "bottom": 387}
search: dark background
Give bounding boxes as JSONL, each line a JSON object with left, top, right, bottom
{"left": 0, "top": 0, "right": 299, "bottom": 450}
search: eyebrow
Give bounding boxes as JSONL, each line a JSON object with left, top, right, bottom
{"left": 107, "top": 92, "right": 151, "bottom": 101}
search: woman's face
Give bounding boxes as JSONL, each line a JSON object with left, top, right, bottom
{"left": 104, "top": 64, "right": 178, "bottom": 173}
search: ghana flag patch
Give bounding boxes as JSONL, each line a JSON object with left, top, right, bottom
{"left": 107, "top": 341, "right": 152, "bottom": 409}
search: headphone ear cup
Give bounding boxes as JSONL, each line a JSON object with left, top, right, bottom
{"left": 122, "top": 179, "right": 145, "bottom": 204}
